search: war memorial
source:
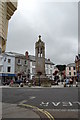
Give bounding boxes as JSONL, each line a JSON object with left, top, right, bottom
{"left": 35, "top": 35, "right": 51, "bottom": 86}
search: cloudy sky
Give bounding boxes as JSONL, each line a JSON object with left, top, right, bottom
{"left": 6, "top": 0, "right": 78, "bottom": 65}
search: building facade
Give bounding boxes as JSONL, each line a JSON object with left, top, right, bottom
{"left": 0, "top": 52, "right": 15, "bottom": 83}
{"left": 0, "top": 1, "right": 17, "bottom": 84}
{"left": 75, "top": 54, "right": 80, "bottom": 78}
{"left": 66, "top": 63, "right": 76, "bottom": 77}
{"left": 0, "top": 1, "right": 17, "bottom": 53}
{"left": 29, "top": 55, "right": 54, "bottom": 80}
{"left": 15, "top": 52, "right": 29, "bottom": 79}
{"left": 0, "top": 51, "right": 55, "bottom": 83}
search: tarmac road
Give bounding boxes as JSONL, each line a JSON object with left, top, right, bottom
{"left": 2, "top": 87, "right": 80, "bottom": 120}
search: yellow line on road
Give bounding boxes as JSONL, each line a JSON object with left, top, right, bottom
{"left": 44, "top": 110, "right": 55, "bottom": 120}
{"left": 37, "top": 108, "right": 52, "bottom": 120}
{"left": 21, "top": 103, "right": 55, "bottom": 120}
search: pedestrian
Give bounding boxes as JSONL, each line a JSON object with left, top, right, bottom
{"left": 9, "top": 79, "right": 13, "bottom": 86}
{"left": 69, "top": 77, "right": 73, "bottom": 87}
{"left": 75, "top": 77, "right": 78, "bottom": 87}
{"left": 64, "top": 77, "right": 69, "bottom": 87}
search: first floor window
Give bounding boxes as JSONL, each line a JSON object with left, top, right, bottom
{"left": 7, "top": 67, "right": 11, "bottom": 72}
{"left": 8, "top": 59, "right": 11, "bottom": 63}
{"left": 18, "top": 59, "right": 21, "bottom": 64}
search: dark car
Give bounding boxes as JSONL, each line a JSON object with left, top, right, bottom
{"left": 14, "top": 79, "right": 23, "bottom": 85}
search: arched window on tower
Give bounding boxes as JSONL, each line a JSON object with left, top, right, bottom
{"left": 41, "top": 48, "right": 42, "bottom": 57}
{"left": 38, "top": 47, "right": 40, "bottom": 57}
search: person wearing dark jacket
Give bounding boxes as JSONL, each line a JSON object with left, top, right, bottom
{"left": 75, "top": 77, "right": 78, "bottom": 87}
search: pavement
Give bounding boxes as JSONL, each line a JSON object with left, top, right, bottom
{"left": 2, "top": 103, "right": 40, "bottom": 119}
{"left": 0, "top": 83, "right": 80, "bottom": 88}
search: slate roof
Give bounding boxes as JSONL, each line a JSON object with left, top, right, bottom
{"left": 5, "top": 52, "right": 55, "bottom": 65}
{"left": 29, "top": 55, "right": 54, "bottom": 65}
{"left": 67, "top": 63, "right": 75, "bottom": 67}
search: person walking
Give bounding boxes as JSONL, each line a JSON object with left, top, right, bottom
{"left": 69, "top": 77, "right": 73, "bottom": 87}
{"left": 64, "top": 77, "right": 69, "bottom": 87}
{"left": 75, "top": 77, "right": 78, "bottom": 87}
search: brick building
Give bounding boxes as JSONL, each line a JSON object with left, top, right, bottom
{"left": 75, "top": 54, "right": 80, "bottom": 78}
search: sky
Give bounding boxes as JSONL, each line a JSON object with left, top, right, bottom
{"left": 6, "top": 0, "right": 78, "bottom": 65}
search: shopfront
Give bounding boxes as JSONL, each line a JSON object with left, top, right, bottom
{"left": 0, "top": 73, "right": 16, "bottom": 84}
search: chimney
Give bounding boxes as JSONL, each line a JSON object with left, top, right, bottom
{"left": 48, "top": 59, "right": 50, "bottom": 61}
{"left": 25, "top": 51, "right": 29, "bottom": 60}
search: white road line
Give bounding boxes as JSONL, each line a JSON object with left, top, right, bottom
{"left": 29, "top": 96, "right": 36, "bottom": 99}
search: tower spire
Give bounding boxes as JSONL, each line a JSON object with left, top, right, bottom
{"left": 39, "top": 35, "right": 41, "bottom": 39}
{"left": 38, "top": 35, "right": 41, "bottom": 42}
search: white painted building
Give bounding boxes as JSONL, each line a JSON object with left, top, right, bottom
{"left": 0, "top": 52, "right": 15, "bottom": 84}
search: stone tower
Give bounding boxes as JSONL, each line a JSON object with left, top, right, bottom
{"left": 35, "top": 36, "right": 50, "bottom": 86}
{"left": 35, "top": 35, "right": 45, "bottom": 76}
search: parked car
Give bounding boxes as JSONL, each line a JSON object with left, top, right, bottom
{"left": 14, "top": 79, "right": 23, "bottom": 85}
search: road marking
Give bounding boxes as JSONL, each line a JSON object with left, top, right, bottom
{"left": 19, "top": 100, "right": 27, "bottom": 105}
{"left": 37, "top": 108, "right": 52, "bottom": 120}
{"left": 19, "top": 103, "right": 55, "bottom": 120}
{"left": 40, "top": 101, "right": 80, "bottom": 107}
{"left": 29, "top": 96, "right": 36, "bottom": 99}
{"left": 44, "top": 110, "right": 55, "bottom": 120}
{"left": 40, "top": 102, "right": 49, "bottom": 106}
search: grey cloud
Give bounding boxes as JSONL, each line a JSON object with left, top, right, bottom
{"left": 6, "top": 1, "right": 78, "bottom": 64}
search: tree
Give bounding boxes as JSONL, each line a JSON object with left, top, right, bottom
{"left": 56, "top": 65, "right": 66, "bottom": 72}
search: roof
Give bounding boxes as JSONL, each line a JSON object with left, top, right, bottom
{"left": 75, "top": 54, "right": 80, "bottom": 61}
{"left": 29, "top": 55, "right": 55, "bottom": 65}
{"left": 67, "top": 63, "right": 75, "bottom": 67}
{"left": 29, "top": 55, "right": 35, "bottom": 61}
{"left": 5, "top": 52, "right": 25, "bottom": 58}
{"left": 4, "top": 52, "right": 15, "bottom": 57}
{"left": 5, "top": 52, "right": 55, "bottom": 65}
